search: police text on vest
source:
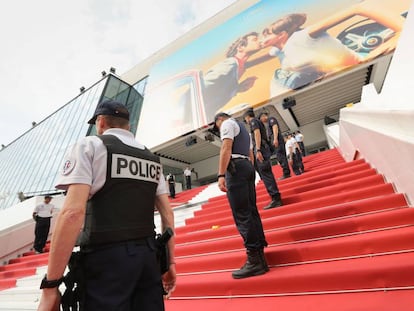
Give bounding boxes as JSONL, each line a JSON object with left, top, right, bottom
{"left": 111, "top": 154, "right": 161, "bottom": 183}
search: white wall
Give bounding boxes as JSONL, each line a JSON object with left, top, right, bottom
{"left": 339, "top": 1, "right": 414, "bottom": 204}
{"left": 0, "top": 195, "right": 65, "bottom": 264}
{"left": 192, "top": 155, "right": 220, "bottom": 181}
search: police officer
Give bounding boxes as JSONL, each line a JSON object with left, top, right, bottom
{"left": 214, "top": 112, "right": 269, "bottom": 279}
{"left": 243, "top": 108, "right": 282, "bottom": 209}
{"left": 37, "top": 100, "right": 176, "bottom": 311}
{"left": 167, "top": 173, "right": 175, "bottom": 198}
{"left": 32, "top": 195, "right": 56, "bottom": 254}
{"left": 258, "top": 111, "right": 291, "bottom": 179}
{"left": 285, "top": 133, "right": 302, "bottom": 175}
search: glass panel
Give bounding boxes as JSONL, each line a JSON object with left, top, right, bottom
{"left": 0, "top": 74, "right": 142, "bottom": 210}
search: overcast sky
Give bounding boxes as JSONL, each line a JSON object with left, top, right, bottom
{"left": 0, "top": 0, "right": 237, "bottom": 146}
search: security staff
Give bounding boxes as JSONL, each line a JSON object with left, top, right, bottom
{"left": 285, "top": 133, "right": 302, "bottom": 176}
{"left": 258, "top": 111, "right": 291, "bottom": 179}
{"left": 214, "top": 112, "right": 268, "bottom": 279}
{"left": 32, "top": 195, "right": 56, "bottom": 254}
{"left": 243, "top": 108, "right": 282, "bottom": 210}
{"left": 167, "top": 173, "right": 175, "bottom": 198}
{"left": 37, "top": 100, "right": 176, "bottom": 311}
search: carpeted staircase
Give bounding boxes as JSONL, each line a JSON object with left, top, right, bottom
{"left": 1, "top": 148, "right": 414, "bottom": 310}
{"left": 164, "top": 148, "right": 414, "bottom": 310}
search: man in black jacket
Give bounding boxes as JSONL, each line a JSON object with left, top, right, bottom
{"left": 243, "top": 108, "right": 282, "bottom": 209}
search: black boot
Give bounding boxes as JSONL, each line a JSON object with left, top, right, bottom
{"left": 263, "top": 194, "right": 282, "bottom": 210}
{"left": 232, "top": 249, "right": 268, "bottom": 279}
{"left": 259, "top": 248, "right": 269, "bottom": 272}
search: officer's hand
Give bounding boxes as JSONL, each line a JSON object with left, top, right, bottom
{"left": 37, "top": 288, "right": 61, "bottom": 311}
{"left": 218, "top": 177, "right": 227, "bottom": 192}
{"left": 256, "top": 152, "right": 264, "bottom": 163}
{"left": 162, "top": 264, "right": 177, "bottom": 299}
{"left": 273, "top": 140, "right": 279, "bottom": 148}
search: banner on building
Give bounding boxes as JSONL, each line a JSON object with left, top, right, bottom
{"left": 138, "top": 0, "right": 409, "bottom": 148}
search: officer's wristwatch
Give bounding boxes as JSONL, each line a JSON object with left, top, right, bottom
{"left": 40, "top": 274, "right": 64, "bottom": 289}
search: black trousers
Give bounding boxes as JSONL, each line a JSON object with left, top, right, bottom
{"left": 185, "top": 176, "right": 191, "bottom": 189}
{"left": 34, "top": 217, "right": 51, "bottom": 252}
{"left": 254, "top": 146, "right": 280, "bottom": 199}
{"left": 168, "top": 183, "right": 175, "bottom": 198}
{"left": 81, "top": 239, "right": 164, "bottom": 311}
{"left": 226, "top": 158, "right": 267, "bottom": 250}
{"left": 291, "top": 152, "right": 303, "bottom": 175}
{"left": 275, "top": 144, "right": 291, "bottom": 177}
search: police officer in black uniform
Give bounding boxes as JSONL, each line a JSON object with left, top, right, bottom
{"left": 37, "top": 100, "right": 176, "bottom": 311}
{"left": 214, "top": 112, "right": 269, "bottom": 279}
{"left": 258, "top": 111, "right": 291, "bottom": 179}
{"left": 167, "top": 173, "right": 175, "bottom": 198}
{"left": 243, "top": 108, "right": 282, "bottom": 210}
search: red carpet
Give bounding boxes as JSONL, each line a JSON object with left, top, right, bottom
{"left": 168, "top": 149, "right": 414, "bottom": 310}
{"left": 1, "top": 148, "right": 414, "bottom": 310}
{"left": 168, "top": 185, "right": 208, "bottom": 206}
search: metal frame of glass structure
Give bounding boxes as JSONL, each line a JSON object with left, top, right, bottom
{"left": 0, "top": 74, "right": 142, "bottom": 210}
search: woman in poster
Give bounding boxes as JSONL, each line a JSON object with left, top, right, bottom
{"left": 260, "top": 0, "right": 405, "bottom": 95}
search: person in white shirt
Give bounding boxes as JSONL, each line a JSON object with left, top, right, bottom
{"left": 260, "top": 0, "right": 405, "bottom": 95}
{"left": 33, "top": 195, "right": 56, "bottom": 254}
{"left": 37, "top": 100, "right": 176, "bottom": 311}
{"left": 295, "top": 130, "right": 306, "bottom": 156}
{"left": 183, "top": 166, "right": 192, "bottom": 189}
{"left": 285, "top": 133, "right": 302, "bottom": 176}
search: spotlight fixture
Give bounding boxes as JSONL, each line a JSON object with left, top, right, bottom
{"left": 109, "top": 67, "right": 116, "bottom": 74}
{"left": 80, "top": 86, "right": 85, "bottom": 92}
{"left": 101, "top": 71, "right": 107, "bottom": 77}
{"left": 204, "top": 133, "right": 215, "bottom": 142}
{"left": 185, "top": 136, "right": 197, "bottom": 147}
{"left": 282, "top": 97, "right": 296, "bottom": 109}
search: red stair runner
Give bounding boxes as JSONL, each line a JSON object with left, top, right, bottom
{"left": 1, "top": 148, "right": 413, "bottom": 310}
{"left": 167, "top": 148, "right": 414, "bottom": 310}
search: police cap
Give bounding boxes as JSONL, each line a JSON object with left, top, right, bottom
{"left": 213, "top": 112, "right": 231, "bottom": 132}
{"left": 88, "top": 100, "right": 130, "bottom": 124}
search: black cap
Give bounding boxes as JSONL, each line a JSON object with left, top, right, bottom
{"left": 213, "top": 112, "right": 231, "bottom": 132}
{"left": 88, "top": 100, "right": 130, "bottom": 124}
{"left": 242, "top": 107, "right": 255, "bottom": 119}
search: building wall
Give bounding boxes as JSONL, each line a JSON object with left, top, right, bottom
{"left": 339, "top": 0, "right": 414, "bottom": 204}
{"left": 121, "top": 0, "right": 259, "bottom": 86}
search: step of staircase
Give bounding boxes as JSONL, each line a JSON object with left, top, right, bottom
{"left": 1, "top": 148, "right": 412, "bottom": 311}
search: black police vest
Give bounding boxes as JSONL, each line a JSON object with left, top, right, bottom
{"left": 78, "top": 134, "right": 162, "bottom": 247}
{"left": 268, "top": 117, "right": 285, "bottom": 147}
{"left": 249, "top": 118, "right": 268, "bottom": 145}
{"left": 232, "top": 120, "right": 250, "bottom": 157}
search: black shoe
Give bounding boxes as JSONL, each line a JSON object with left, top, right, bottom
{"left": 263, "top": 197, "right": 282, "bottom": 210}
{"left": 278, "top": 175, "right": 290, "bottom": 180}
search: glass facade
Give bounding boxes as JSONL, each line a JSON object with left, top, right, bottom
{"left": 0, "top": 75, "right": 142, "bottom": 210}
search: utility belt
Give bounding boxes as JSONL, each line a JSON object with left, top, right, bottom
{"left": 35, "top": 216, "right": 51, "bottom": 223}
{"left": 80, "top": 236, "right": 151, "bottom": 253}
{"left": 228, "top": 156, "right": 249, "bottom": 175}
{"left": 61, "top": 230, "right": 173, "bottom": 309}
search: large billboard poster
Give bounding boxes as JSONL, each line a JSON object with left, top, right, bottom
{"left": 137, "top": 0, "right": 410, "bottom": 148}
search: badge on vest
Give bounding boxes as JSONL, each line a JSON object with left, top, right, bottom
{"left": 111, "top": 154, "right": 161, "bottom": 183}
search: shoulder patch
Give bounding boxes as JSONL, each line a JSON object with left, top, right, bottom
{"left": 62, "top": 159, "right": 76, "bottom": 175}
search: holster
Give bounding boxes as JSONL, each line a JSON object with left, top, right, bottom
{"left": 227, "top": 160, "right": 237, "bottom": 175}
{"left": 155, "top": 228, "right": 173, "bottom": 275}
{"left": 61, "top": 252, "right": 84, "bottom": 311}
